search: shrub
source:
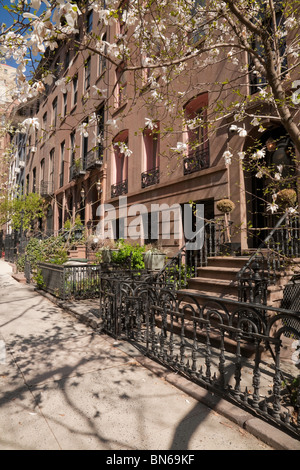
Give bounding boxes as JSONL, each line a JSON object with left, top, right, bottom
{"left": 111, "top": 240, "right": 146, "bottom": 270}
{"left": 217, "top": 199, "right": 235, "bottom": 214}
{"left": 23, "top": 235, "right": 68, "bottom": 270}
{"left": 277, "top": 189, "right": 297, "bottom": 208}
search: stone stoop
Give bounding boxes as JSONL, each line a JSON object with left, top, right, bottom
{"left": 182, "top": 256, "right": 300, "bottom": 309}
{"left": 170, "top": 256, "right": 300, "bottom": 357}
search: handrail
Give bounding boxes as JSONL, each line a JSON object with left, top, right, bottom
{"left": 153, "top": 218, "right": 225, "bottom": 285}
{"left": 236, "top": 210, "right": 289, "bottom": 281}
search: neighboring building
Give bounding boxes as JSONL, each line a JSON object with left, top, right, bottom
{"left": 0, "top": 64, "right": 17, "bottom": 105}
{"left": 0, "top": 64, "right": 18, "bottom": 239}
{"left": 9, "top": 6, "right": 299, "bottom": 255}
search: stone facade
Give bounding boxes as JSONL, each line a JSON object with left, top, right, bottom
{"left": 7, "top": 7, "right": 299, "bottom": 255}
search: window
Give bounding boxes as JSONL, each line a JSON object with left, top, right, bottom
{"left": 49, "top": 148, "right": 54, "bottom": 190}
{"left": 111, "top": 130, "right": 129, "bottom": 197}
{"left": 26, "top": 174, "right": 29, "bottom": 195}
{"left": 249, "top": 5, "right": 287, "bottom": 94}
{"left": 42, "top": 112, "right": 47, "bottom": 141}
{"left": 32, "top": 167, "right": 36, "bottom": 193}
{"left": 60, "top": 141, "right": 65, "bottom": 187}
{"left": 40, "top": 158, "right": 45, "bottom": 183}
{"left": 84, "top": 56, "right": 91, "bottom": 91}
{"left": 82, "top": 119, "right": 89, "bottom": 166}
{"left": 116, "top": 64, "right": 127, "bottom": 108}
{"left": 62, "top": 92, "right": 67, "bottom": 118}
{"left": 184, "top": 93, "right": 209, "bottom": 174}
{"left": 70, "top": 131, "right": 76, "bottom": 165}
{"left": 87, "top": 10, "right": 93, "bottom": 33}
{"left": 52, "top": 97, "right": 58, "bottom": 129}
{"left": 69, "top": 131, "right": 76, "bottom": 181}
{"left": 72, "top": 75, "right": 78, "bottom": 107}
{"left": 190, "top": 0, "right": 207, "bottom": 44}
{"left": 55, "top": 56, "right": 61, "bottom": 79}
{"left": 98, "top": 33, "right": 107, "bottom": 76}
{"left": 142, "top": 123, "right": 160, "bottom": 188}
{"left": 64, "top": 50, "right": 70, "bottom": 71}
{"left": 40, "top": 158, "right": 45, "bottom": 195}
{"left": 117, "top": 0, "right": 129, "bottom": 36}
{"left": 96, "top": 107, "right": 104, "bottom": 159}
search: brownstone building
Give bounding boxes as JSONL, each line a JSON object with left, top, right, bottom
{"left": 10, "top": 5, "right": 299, "bottom": 257}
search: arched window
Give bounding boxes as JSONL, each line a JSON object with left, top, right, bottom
{"left": 184, "top": 93, "right": 209, "bottom": 174}
{"left": 111, "top": 130, "right": 129, "bottom": 197}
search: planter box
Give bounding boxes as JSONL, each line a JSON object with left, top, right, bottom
{"left": 144, "top": 252, "right": 166, "bottom": 270}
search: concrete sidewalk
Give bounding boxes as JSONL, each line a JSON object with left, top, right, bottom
{"left": 0, "top": 260, "right": 299, "bottom": 451}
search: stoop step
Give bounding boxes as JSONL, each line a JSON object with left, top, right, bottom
{"left": 188, "top": 277, "right": 238, "bottom": 296}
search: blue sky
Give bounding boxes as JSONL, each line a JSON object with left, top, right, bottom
{"left": 1, "top": 0, "right": 49, "bottom": 75}
{"left": 1, "top": 0, "right": 20, "bottom": 68}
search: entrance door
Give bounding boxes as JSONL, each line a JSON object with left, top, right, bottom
{"left": 246, "top": 126, "right": 295, "bottom": 248}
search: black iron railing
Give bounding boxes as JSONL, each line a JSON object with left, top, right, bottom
{"left": 69, "top": 160, "right": 86, "bottom": 180}
{"left": 237, "top": 212, "right": 300, "bottom": 303}
{"left": 111, "top": 179, "right": 128, "bottom": 198}
{"left": 183, "top": 147, "right": 209, "bottom": 175}
{"left": 141, "top": 167, "right": 159, "bottom": 188}
{"left": 40, "top": 180, "right": 54, "bottom": 196}
{"left": 99, "top": 277, "right": 300, "bottom": 439}
{"left": 85, "top": 149, "right": 103, "bottom": 170}
{"left": 154, "top": 218, "right": 231, "bottom": 289}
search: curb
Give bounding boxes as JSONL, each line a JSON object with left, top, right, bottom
{"left": 23, "top": 285, "right": 300, "bottom": 450}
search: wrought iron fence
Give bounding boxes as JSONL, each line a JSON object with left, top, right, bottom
{"left": 4, "top": 233, "right": 19, "bottom": 263}
{"left": 99, "top": 276, "right": 300, "bottom": 439}
{"left": 36, "top": 262, "right": 103, "bottom": 300}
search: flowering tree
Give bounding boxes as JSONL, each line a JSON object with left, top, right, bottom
{"left": 0, "top": 0, "right": 300, "bottom": 213}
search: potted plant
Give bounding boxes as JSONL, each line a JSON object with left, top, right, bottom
{"left": 143, "top": 246, "right": 166, "bottom": 270}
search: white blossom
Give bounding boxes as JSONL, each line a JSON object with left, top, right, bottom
{"left": 92, "top": 85, "right": 107, "bottom": 98}
{"left": 252, "top": 148, "right": 266, "bottom": 160}
{"left": 145, "top": 118, "right": 157, "bottom": 130}
{"left": 21, "top": 117, "right": 40, "bottom": 131}
{"left": 78, "top": 122, "right": 89, "bottom": 138}
{"left": 223, "top": 150, "right": 233, "bottom": 165}
{"left": 267, "top": 202, "right": 278, "bottom": 214}
{"left": 55, "top": 77, "right": 71, "bottom": 93}
{"left": 42, "top": 73, "right": 54, "bottom": 85}
{"left": 285, "top": 16, "right": 297, "bottom": 31}
{"left": 171, "top": 142, "right": 187, "bottom": 153}
{"left": 288, "top": 206, "right": 298, "bottom": 215}
{"left": 114, "top": 141, "right": 132, "bottom": 157}
{"left": 238, "top": 127, "right": 247, "bottom": 137}
{"left": 106, "top": 119, "right": 120, "bottom": 131}
{"left": 250, "top": 117, "right": 260, "bottom": 127}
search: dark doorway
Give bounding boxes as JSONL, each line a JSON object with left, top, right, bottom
{"left": 246, "top": 126, "right": 295, "bottom": 248}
